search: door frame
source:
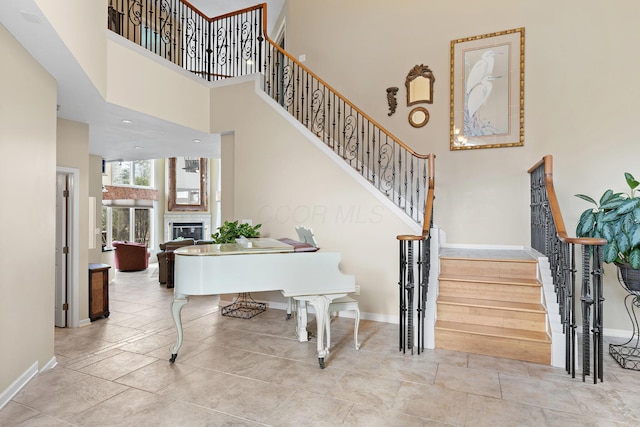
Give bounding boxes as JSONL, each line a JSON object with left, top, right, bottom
{"left": 56, "top": 167, "right": 80, "bottom": 328}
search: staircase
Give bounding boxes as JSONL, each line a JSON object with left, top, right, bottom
{"left": 435, "top": 248, "right": 551, "bottom": 364}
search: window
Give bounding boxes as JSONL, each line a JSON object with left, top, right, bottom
{"left": 108, "top": 160, "right": 153, "bottom": 187}
{"left": 103, "top": 207, "right": 152, "bottom": 247}
{"left": 102, "top": 160, "right": 155, "bottom": 248}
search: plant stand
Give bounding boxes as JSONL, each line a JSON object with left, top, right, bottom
{"left": 221, "top": 292, "right": 266, "bottom": 319}
{"left": 609, "top": 268, "right": 640, "bottom": 370}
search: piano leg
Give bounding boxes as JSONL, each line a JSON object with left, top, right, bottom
{"left": 296, "top": 294, "right": 346, "bottom": 369}
{"left": 286, "top": 297, "right": 294, "bottom": 320}
{"left": 169, "top": 294, "right": 189, "bottom": 363}
{"left": 295, "top": 299, "right": 309, "bottom": 342}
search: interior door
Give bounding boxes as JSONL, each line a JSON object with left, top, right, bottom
{"left": 55, "top": 173, "right": 69, "bottom": 327}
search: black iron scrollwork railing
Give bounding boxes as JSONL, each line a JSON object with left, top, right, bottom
{"left": 396, "top": 155, "right": 435, "bottom": 355}
{"left": 106, "top": 1, "right": 433, "bottom": 226}
{"left": 108, "top": 0, "right": 264, "bottom": 81}
{"left": 529, "top": 155, "right": 606, "bottom": 383}
{"left": 262, "top": 45, "right": 431, "bottom": 223}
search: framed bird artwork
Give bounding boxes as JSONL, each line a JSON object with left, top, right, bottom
{"left": 450, "top": 28, "right": 525, "bottom": 150}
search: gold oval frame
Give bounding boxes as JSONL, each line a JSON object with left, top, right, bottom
{"left": 408, "top": 107, "right": 429, "bottom": 128}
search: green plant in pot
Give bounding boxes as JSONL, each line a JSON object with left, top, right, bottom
{"left": 211, "top": 220, "right": 262, "bottom": 244}
{"left": 575, "top": 172, "right": 640, "bottom": 291}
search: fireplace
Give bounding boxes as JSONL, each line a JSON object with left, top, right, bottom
{"left": 171, "top": 222, "right": 204, "bottom": 240}
{"left": 164, "top": 214, "right": 212, "bottom": 242}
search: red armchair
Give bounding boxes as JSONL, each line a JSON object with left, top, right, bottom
{"left": 112, "top": 241, "right": 150, "bottom": 271}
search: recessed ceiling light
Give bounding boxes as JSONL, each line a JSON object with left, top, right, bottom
{"left": 121, "top": 119, "right": 132, "bottom": 124}
{"left": 193, "top": 139, "right": 201, "bottom": 143}
{"left": 134, "top": 146, "right": 143, "bottom": 150}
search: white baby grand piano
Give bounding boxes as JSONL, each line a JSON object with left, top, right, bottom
{"left": 169, "top": 238, "right": 355, "bottom": 368}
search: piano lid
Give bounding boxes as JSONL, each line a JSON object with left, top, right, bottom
{"left": 175, "top": 237, "right": 295, "bottom": 256}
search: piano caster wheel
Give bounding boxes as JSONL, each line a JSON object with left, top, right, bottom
{"left": 318, "top": 358, "right": 325, "bottom": 369}
{"left": 169, "top": 354, "right": 177, "bottom": 363}
{"left": 285, "top": 313, "right": 291, "bottom": 320}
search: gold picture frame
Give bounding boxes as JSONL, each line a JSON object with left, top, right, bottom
{"left": 450, "top": 28, "right": 525, "bottom": 150}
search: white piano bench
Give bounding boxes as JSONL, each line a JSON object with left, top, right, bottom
{"left": 326, "top": 296, "right": 360, "bottom": 350}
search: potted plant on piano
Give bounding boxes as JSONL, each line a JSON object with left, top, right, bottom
{"left": 211, "top": 220, "right": 261, "bottom": 244}
{"left": 575, "top": 172, "right": 640, "bottom": 291}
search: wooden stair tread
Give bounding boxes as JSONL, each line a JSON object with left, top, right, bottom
{"left": 440, "top": 256, "right": 537, "bottom": 264}
{"left": 439, "top": 273, "right": 540, "bottom": 286}
{"left": 439, "top": 248, "right": 537, "bottom": 261}
{"left": 437, "top": 296, "right": 545, "bottom": 313}
{"left": 435, "top": 320, "right": 550, "bottom": 343}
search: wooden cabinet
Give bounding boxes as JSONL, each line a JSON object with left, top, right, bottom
{"left": 89, "top": 263, "right": 110, "bottom": 321}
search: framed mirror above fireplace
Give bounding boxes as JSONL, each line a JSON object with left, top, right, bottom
{"left": 168, "top": 157, "right": 208, "bottom": 211}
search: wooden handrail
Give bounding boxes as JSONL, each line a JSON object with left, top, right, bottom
{"left": 396, "top": 154, "right": 435, "bottom": 240}
{"left": 259, "top": 5, "right": 430, "bottom": 161}
{"left": 180, "top": 1, "right": 264, "bottom": 22}
{"left": 160, "top": 2, "right": 429, "bottom": 161}
{"left": 421, "top": 154, "right": 435, "bottom": 237}
{"left": 529, "top": 155, "right": 606, "bottom": 246}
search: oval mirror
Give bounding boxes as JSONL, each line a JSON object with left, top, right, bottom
{"left": 408, "top": 107, "right": 429, "bottom": 128}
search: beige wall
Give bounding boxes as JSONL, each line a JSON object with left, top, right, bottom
{"left": 212, "top": 81, "right": 416, "bottom": 315}
{"left": 0, "top": 23, "right": 57, "bottom": 392}
{"left": 3, "top": 1, "right": 638, "bottom": 399}
{"left": 106, "top": 40, "right": 211, "bottom": 134}
{"left": 57, "top": 119, "right": 91, "bottom": 322}
{"left": 35, "top": 0, "right": 107, "bottom": 96}
{"left": 89, "top": 155, "right": 103, "bottom": 263}
{"left": 286, "top": 0, "right": 640, "bottom": 330}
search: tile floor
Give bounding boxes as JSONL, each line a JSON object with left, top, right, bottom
{"left": 3, "top": 264, "right": 640, "bottom": 426}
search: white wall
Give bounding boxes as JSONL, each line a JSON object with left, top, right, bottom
{"left": 0, "top": 23, "right": 57, "bottom": 394}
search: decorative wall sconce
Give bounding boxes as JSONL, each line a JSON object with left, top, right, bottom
{"left": 386, "top": 87, "right": 398, "bottom": 116}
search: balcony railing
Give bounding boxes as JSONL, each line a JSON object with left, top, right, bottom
{"left": 529, "top": 155, "right": 606, "bottom": 383}
{"left": 107, "top": 1, "right": 432, "bottom": 225}
{"left": 108, "top": 0, "right": 264, "bottom": 80}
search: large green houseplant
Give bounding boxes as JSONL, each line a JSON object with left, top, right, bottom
{"left": 211, "top": 220, "right": 262, "bottom": 244}
{"left": 575, "top": 172, "right": 640, "bottom": 290}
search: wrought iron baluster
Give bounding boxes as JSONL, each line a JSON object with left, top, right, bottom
{"left": 406, "top": 241, "right": 414, "bottom": 354}
{"left": 581, "top": 247, "right": 593, "bottom": 381}
{"left": 398, "top": 240, "right": 406, "bottom": 352}
{"left": 569, "top": 243, "right": 576, "bottom": 378}
{"left": 592, "top": 245, "right": 604, "bottom": 383}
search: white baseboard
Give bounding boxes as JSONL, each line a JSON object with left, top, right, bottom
{"left": 40, "top": 356, "right": 57, "bottom": 373}
{"left": 604, "top": 328, "right": 634, "bottom": 339}
{"left": 0, "top": 361, "right": 38, "bottom": 411}
{"left": 237, "top": 299, "right": 399, "bottom": 324}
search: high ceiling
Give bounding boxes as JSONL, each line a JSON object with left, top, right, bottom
{"left": 0, "top": 0, "right": 284, "bottom": 161}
